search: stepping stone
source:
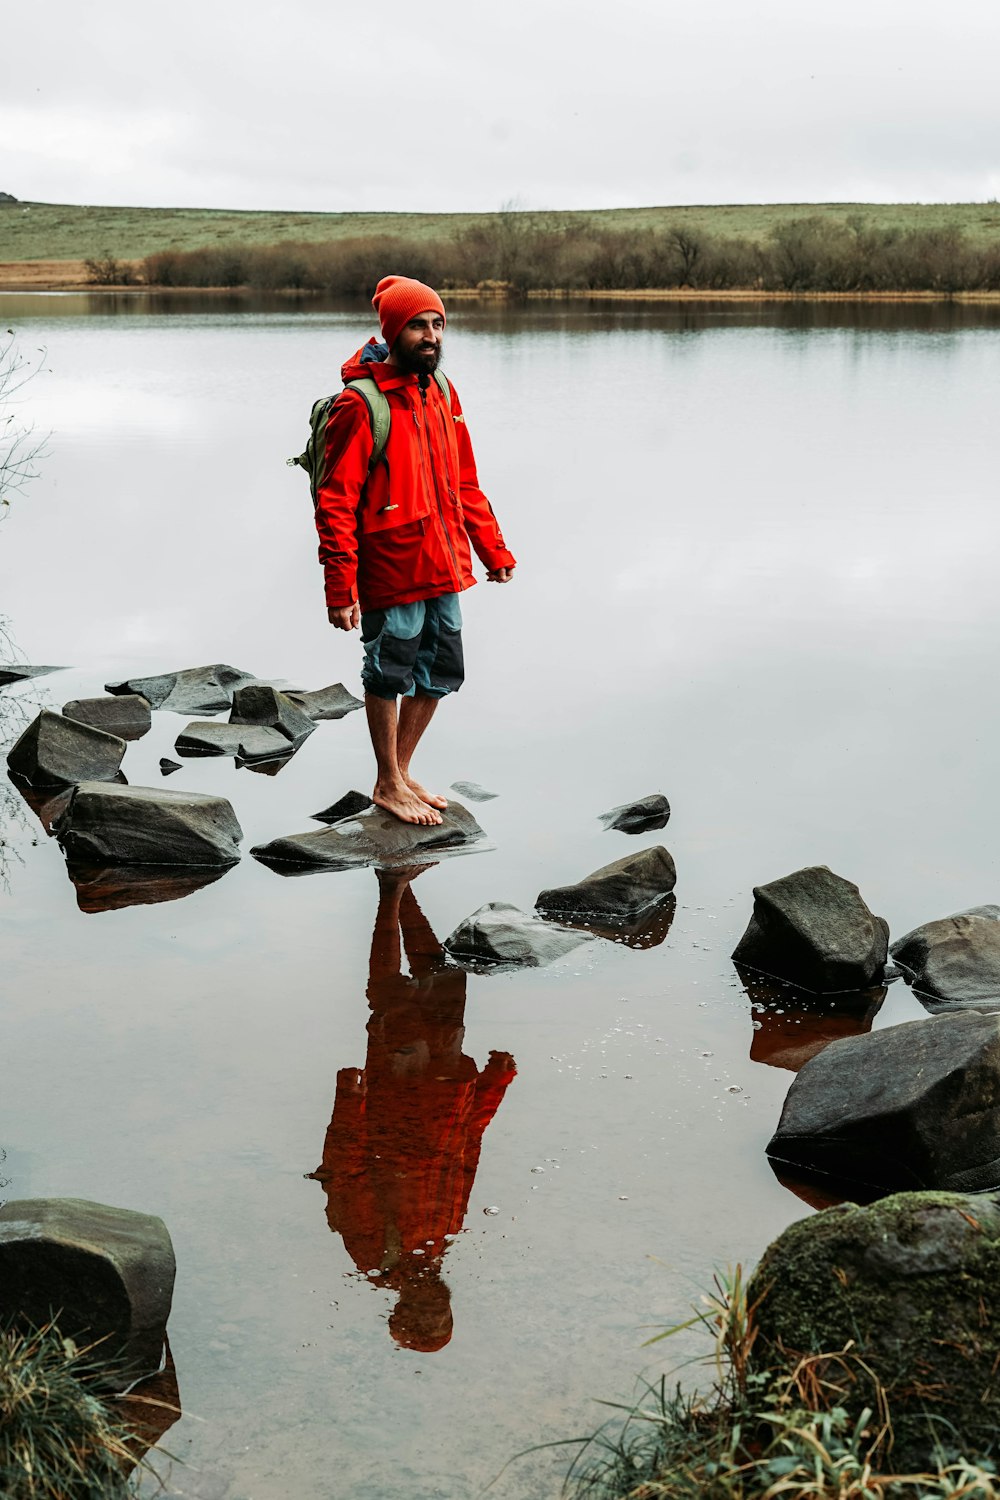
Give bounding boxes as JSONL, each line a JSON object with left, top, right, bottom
{"left": 537, "top": 846, "right": 676, "bottom": 922}
{"left": 55, "top": 781, "right": 243, "bottom": 867}
{"left": 598, "top": 792, "right": 670, "bottom": 834}
{"left": 286, "top": 682, "right": 363, "bottom": 720}
{"left": 63, "top": 694, "right": 151, "bottom": 740}
{"left": 253, "top": 801, "right": 485, "bottom": 872}
{"left": 6, "top": 710, "right": 126, "bottom": 787}
{"left": 445, "top": 901, "right": 590, "bottom": 968}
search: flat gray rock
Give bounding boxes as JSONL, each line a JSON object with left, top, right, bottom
{"left": 0, "top": 664, "right": 66, "bottom": 686}
{"left": 253, "top": 800, "right": 485, "bottom": 872}
{"left": 536, "top": 845, "right": 677, "bottom": 920}
{"left": 598, "top": 792, "right": 670, "bottom": 834}
{"left": 230, "top": 683, "right": 315, "bottom": 749}
{"left": 63, "top": 693, "right": 152, "bottom": 740}
{"left": 732, "top": 865, "right": 889, "bottom": 994}
{"left": 175, "top": 721, "right": 292, "bottom": 764}
{"left": 0, "top": 1197, "right": 175, "bottom": 1385}
{"left": 286, "top": 682, "right": 363, "bottom": 721}
{"left": 55, "top": 781, "right": 243, "bottom": 867}
{"left": 766, "top": 1010, "right": 1000, "bottom": 1195}
{"left": 311, "top": 789, "right": 374, "bottom": 824}
{"left": 445, "top": 901, "right": 590, "bottom": 968}
{"left": 6, "top": 709, "right": 126, "bottom": 787}
{"left": 450, "top": 780, "right": 498, "bottom": 802}
{"left": 106, "top": 663, "right": 256, "bottom": 714}
{"left": 891, "top": 906, "right": 1000, "bottom": 1010}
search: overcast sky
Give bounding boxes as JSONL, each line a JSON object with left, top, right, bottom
{"left": 4, "top": 0, "right": 999, "bottom": 213}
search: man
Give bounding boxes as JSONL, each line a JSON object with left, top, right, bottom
{"left": 315, "top": 275, "right": 516, "bottom": 826}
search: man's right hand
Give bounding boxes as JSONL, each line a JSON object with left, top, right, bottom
{"left": 328, "top": 604, "right": 361, "bottom": 630}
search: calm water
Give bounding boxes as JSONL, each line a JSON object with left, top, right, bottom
{"left": 2, "top": 293, "right": 999, "bottom": 1499}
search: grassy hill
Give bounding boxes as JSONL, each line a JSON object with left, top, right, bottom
{"left": 3, "top": 199, "right": 1000, "bottom": 263}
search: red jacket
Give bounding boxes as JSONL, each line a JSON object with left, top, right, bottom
{"left": 314, "top": 341, "right": 517, "bottom": 612}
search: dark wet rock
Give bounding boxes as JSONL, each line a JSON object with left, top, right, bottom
{"left": 536, "top": 845, "right": 676, "bottom": 921}
{"left": 174, "top": 721, "right": 292, "bottom": 763}
{"left": 738, "top": 965, "right": 887, "bottom": 1073}
{"left": 311, "top": 789, "right": 374, "bottom": 824}
{"left": 159, "top": 757, "right": 181, "bottom": 776}
{"left": 106, "top": 663, "right": 255, "bottom": 714}
{"left": 63, "top": 693, "right": 152, "bottom": 740}
{"left": 6, "top": 709, "right": 126, "bottom": 787}
{"left": 0, "top": 663, "right": 66, "bottom": 686}
{"left": 598, "top": 792, "right": 670, "bottom": 834}
{"left": 890, "top": 905, "right": 1000, "bottom": 1011}
{"left": 748, "top": 1190, "right": 1000, "bottom": 1462}
{"left": 253, "top": 801, "right": 485, "bottom": 872}
{"left": 766, "top": 1009, "right": 1000, "bottom": 1196}
{"left": 286, "top": 681, "right": 363, "bottom": 721}
{"left": 731, "top": 865, "right": 889, "bottom": 994}
{"left": 230, "top": 683, "right": 315, "bottom": 750}
{"left": 546, "top": 891, "right": 677, "bottom": 949}
{"left": 55, "top": 781, "right": 243, "bottom": 867}
{"left": 444, "top": 901, "right": 591, "bottom": 968}
{"left": 449, "top": 780, "right": 498, "bottom": 802}
{"left": 0, "top": 1198, "right": 175, "bottom": 1385}
{"left": 66, "top": 861, "right": 231, "bottom": 914}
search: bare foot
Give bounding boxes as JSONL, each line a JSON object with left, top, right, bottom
{"left": 374, "top": 780, "right": 443, "bottom": 826}
{"left": 404, "top": 776, "right": 448, "bottom": 810}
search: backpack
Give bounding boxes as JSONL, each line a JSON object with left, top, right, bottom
{"left": 287, "top": 369, "right": 452, "bottom": 506}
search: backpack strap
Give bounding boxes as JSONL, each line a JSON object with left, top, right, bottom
{"left": 433, "top": 369, "right": 452, "bottom": 408}
{"left": 343, "top": 377, "right": 391, "bottom": 470}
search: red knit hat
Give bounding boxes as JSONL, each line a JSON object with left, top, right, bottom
{"left": 372, "top": 275, "right": 447, "bottom": 350}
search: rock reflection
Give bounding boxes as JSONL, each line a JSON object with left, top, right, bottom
{"left": 7, "top": 770, "right": 72, "bottom": 835}
{"left": 737, "top": 964, "right": 886, "bottom": 1073}
{"left": 544, "top": 893, "right": 676, "bottom": 950}
{"left": 113, "top": 1339, "right": 182, "bottom": 1476}
{"left": 310, "top": 866, "right": 516, "bottom": 1351}
{"left": 64, "top": 861, "right": 231, "bottom": 914}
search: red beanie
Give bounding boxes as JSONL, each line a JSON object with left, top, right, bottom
{"left": 372, "top": 275, "right": 447, "bottom": 350}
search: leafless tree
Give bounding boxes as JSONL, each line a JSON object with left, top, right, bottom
{"left": 1, "top": 327, "right": 48, "bottom": 520}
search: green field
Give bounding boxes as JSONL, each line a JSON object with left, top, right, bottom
{"left": 3, "top": 199, "right": 1000, "bottom": 263}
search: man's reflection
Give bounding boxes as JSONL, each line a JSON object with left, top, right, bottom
{"left": 310, "top": 866, "right": 515, "bottom": 1352}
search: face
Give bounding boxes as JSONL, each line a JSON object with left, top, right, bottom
{"left": 392, "top": 311, "right": 444, "bottom": 374}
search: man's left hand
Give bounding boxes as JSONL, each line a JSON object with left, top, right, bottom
{"left": 487, "top": 567, "right": 515, "bottom": 583}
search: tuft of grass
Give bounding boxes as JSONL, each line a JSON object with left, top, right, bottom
{"left": 0, "top": 1320, "right": 155, "bottom": 1498}
{"left": 555, "top": 1268, "right": 1000, "bottom": 1499}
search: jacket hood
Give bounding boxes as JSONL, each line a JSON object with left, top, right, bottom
{"left": 341, "top": 336, "right": 414, "bottom": 389}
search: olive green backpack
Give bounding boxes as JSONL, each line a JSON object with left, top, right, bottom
{"left": 288, "top": 370, "right": 452, "bottom": 505}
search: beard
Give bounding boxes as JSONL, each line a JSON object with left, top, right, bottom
{"left": 395, "top": 341, "right": 442, "bottom": 376}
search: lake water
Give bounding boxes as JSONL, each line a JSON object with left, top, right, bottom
{"left": 2, "top": 292, "right": 1000, "bottom": 1499}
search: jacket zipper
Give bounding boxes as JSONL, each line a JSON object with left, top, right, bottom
{"left": 418, "top": 380, "right": 461, "bottom": 582}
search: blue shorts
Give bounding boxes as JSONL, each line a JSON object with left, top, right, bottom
{"left": 360, "top": 594, "right": 465, "bottom": 700}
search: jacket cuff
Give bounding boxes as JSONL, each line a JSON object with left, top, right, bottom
{"left": 325, "top": 581, "right": 359, "bottom": 609}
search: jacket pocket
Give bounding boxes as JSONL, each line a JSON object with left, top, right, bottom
{"left": 359, "top": 502, "right": 430, "bottom": 536}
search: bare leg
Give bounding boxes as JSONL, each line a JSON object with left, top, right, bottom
{"left": 397, "top": 693, "right": 448, "bottom": 810}
{"left": 366, "top": 694, "right": 442, "bottom": 826}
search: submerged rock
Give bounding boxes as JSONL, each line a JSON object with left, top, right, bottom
{"left": 450, "top": 780, "right": 498, "bottom": 802}
{"left": 311, "top": 789, "right": 374, "bottom": 824}
{"left": 106, "top": 663, "right": 255, "bottom": 714}
{"left": 174, "top": 721, "right": 292, "bottom": 763}
{"left": 253, "top": 801, "right": 485, "bottom": 872}
{"left": 444, "top": 901, "right": 591, "bottom": 968}
{"left": 286, "top": 682, "right": 363, "bottom": 720}
{"left": 6, "top": 710, "right": 126, "bottom": 787}
{"left": 230, "top": 683, "right": 315, "bottom": 749}
{"left": 766, "top": 1009, "right": 1000, "bottom": 1195}
{"left": 0, "top": 1198, "right": 175, "bottom": 1384}
{"left": 0, "top": 663, "right": 66, "bottom": 686}
{"left": 66, "top": 861, "right": 231, "bottom": 914}
{"left": 891, "top": 905, "right": 1000, "bottom": 1010}
{"left": 55, "top": 781, "right": 243, "bottom": 867}
{"left": 748, "top": 1191, "right": 1000, "bottom": 1462}
{"left": 598, "top": 792, "right": 670, "bottom": 834}
{"left": 63, "top": 694, "right": 152, "bottom": 740}
{"left": 732, "top": 865, "right": 889, "bottom": 994}
{"left": 536, "top": 846, "right": 676, "bottom": 921}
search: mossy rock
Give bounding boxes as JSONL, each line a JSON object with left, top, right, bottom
{"left": 749, "top": 1191, "right": 1000, "bottom": 1459}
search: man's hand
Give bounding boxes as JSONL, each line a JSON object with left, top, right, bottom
{"left": 486, "top": 567, "right": 515, "bottom": 584}
{"left": 328, "top": 604, "right": 361, "bottom": 630}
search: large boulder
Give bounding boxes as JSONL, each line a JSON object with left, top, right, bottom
{"left": 55, "top": 781, "right": 243, "bottom": 867}
{"left": 598, "top": 792, "right": 670, "bottom": 834}
{"left": 732, "top": 865, "right": 889, "bottom": 993}
{"left": 444, "top": 901, "right": 592, "bottom": 968}
{"left": 175, "top": 720, "right": 292, "bottom": 763}
{"left": 536, "top": 846, "right": 676, "bottom": 921}
{"left": 0, "top": 663, "right": 65, "bottom": 685}
{"left": 311, "top": 789, "right": 374, "bottom": 824}
{"left": 6, "top": 710, "right": 126, "bottom": 787}
{"left": 0, "top": 1198, "right": 175, "bottom": 1385}
{"left": 62, "top": 693, "right": 151, "bottom": 740}
{"left": 767, "top": 1010, "right": 1000, "bottom": 1195}
{"left": 229, "top": 683, "right": 315, "bottom": 750}
{"left": 106, "top": 663, "right": 255, "bottom": 714}
{"left": 252, "top": 801, "right": 485, "bottom": 872}
{"left": 891, "top": 905, "right": 1000, "bottom": 1010}
{"left": 748, "top": 1191, "right": 1000, "bottom": 1461}
{"left": 286, "top": 682, "right": 363, "bottom": 720}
